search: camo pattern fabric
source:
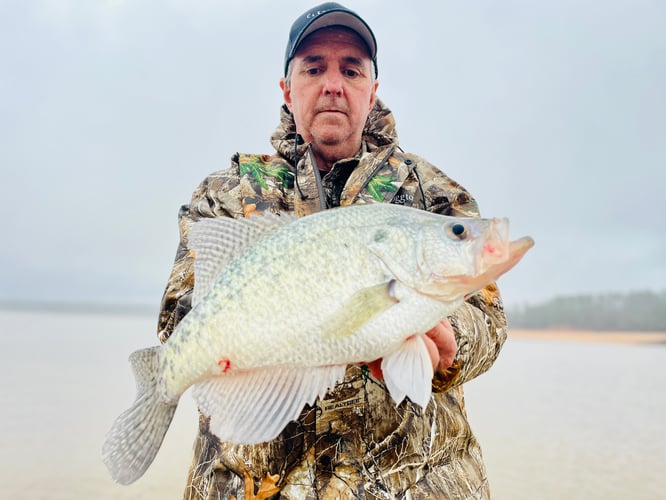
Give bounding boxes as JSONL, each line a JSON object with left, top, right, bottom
{"left": 157, "top": 98, "right": 507, "bottom": 499}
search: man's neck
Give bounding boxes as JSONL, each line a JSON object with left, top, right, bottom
{"left": 312, "top": 142, "right": 364, "bottom": 173}
{"left": 313, "top": 153, "right": 335, "bottom": 173}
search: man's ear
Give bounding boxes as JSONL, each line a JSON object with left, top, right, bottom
{"left": 280, "top": 78, "right": 292, "bottom": 111}
{"left": 368, "top": 80, "right": 379, "bottom": 110}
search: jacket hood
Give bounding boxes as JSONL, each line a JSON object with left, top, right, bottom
{"left": 270, "top": 97, "right": 399, "bottom": 163}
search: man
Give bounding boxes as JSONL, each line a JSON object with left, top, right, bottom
{"left": 158, "top": 3, "right": 507, "bottom": 498}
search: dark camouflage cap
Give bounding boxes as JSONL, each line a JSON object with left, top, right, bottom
{"left": 284, "top": 2, "right": 378, "bottom": 78}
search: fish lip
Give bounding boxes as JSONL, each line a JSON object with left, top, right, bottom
{"left": 460, "top": 236, "right": 535, "bottom": 296}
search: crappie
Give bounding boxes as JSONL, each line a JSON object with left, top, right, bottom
{"left": 103, "top": 203, "right": 533, "bottom": 484}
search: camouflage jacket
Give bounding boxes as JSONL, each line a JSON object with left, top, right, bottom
{"left": 157, "top": 98, "right": 507, "bottom": 499}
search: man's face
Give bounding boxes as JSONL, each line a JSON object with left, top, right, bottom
{"left": 281, "top": 27, "right": 378, "bottom": 165}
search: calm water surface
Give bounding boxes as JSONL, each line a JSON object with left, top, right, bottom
{"left": 1, "top": 310, "right": 665, "bottom": 499}
{"left": 465, "top": 336, "right": 666, "bottom": 499}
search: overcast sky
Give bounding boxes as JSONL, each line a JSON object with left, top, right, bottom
{"left": 1, "top": 0, "right": 664, "bottom": 311}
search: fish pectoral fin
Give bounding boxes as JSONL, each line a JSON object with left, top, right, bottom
{"left": 322, "top": 281, "right": 398, "bottom": 340}
{"left": 191, "top": 365, "right": 346, "bottom": 445}
{"left": 381, "top": 335, "right": 433, "bottom": 410}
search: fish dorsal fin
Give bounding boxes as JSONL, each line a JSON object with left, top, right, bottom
{"left": 188, "top": 213, "right": 297, "bottom": 307}
{"left": 191, "top": 365, "right": 346, "bottom": 445}
{"left": 381, "top": 335, "right": 433, "bottom": 410}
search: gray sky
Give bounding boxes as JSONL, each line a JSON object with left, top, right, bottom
{"left": 1, "top": 0, "right": 664, "bottom": 309}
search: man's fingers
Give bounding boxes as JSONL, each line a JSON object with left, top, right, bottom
{"left": 422, "top": 335, "right": 440, "bottom": 371}
{"left": 426, "top": 319, "right": 457, "bottom": 371}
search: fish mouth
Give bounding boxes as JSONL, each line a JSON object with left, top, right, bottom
{"left": 455, "top": 236, "right": 535, "bottom": 297}
{"left": 421, "top": 235, "right": 534, "bottom": 301}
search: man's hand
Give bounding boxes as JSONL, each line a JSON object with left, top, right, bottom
{"left": 423, "top": 318, "right": 457, "bottom": 372}
{"left": 365, "top": 318, "right": 457, "bottom": 380}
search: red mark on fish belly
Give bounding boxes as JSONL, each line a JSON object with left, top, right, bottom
{"left": 217, "top": 358, "right": 232, "bottom": 373}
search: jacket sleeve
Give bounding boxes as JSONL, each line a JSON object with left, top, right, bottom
{"left": 156, "top": 159, "right": 243, "bottom": 344}
{"left": 411, "top": 158, "right": 509, "bottom": 392}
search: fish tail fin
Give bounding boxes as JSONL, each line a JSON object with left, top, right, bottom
{"left": 102, "top": 346, "right": 177, "bottom": 485}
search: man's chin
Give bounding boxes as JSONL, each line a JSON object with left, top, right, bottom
{"left": 312, "top": 130, "right": 349, "bottom": 147}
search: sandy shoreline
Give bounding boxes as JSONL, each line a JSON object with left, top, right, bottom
{"left": 509, "top": 329, "right": 666, "bottom": 345}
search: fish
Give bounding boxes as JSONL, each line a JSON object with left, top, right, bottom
{"left": 102, "top": 203, "right": 534, "bottom": 484}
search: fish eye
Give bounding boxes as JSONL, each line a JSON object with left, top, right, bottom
{"left": 447, "top": 222, "right": 468, "bottom": 240}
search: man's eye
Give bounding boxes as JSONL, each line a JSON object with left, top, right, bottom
{"left": 344, "top": 69, "right": 359, "bottom": 78}
{"left": 306, "top": 67, "right": 321, "bottom": 75}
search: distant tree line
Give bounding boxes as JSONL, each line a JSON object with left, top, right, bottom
{"left": 507, "top": 290, "right": 666, "bottom": 331}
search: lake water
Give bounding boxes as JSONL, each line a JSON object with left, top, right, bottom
{"left": 1, "top": 310, "right": 665, "bottom": 499}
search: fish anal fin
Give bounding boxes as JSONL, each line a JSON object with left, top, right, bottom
{"left": 191, "top": 365, "right": 346, "bottom": 445}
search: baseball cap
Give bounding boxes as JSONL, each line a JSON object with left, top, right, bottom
{"left": 284, "top": 2, "right": 378, "bottom": 78}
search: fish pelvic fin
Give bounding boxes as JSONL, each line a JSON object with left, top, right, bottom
{"left": 102, "top": 346, "right": 177, "bottom": 485}
{"left": 381, "top": 335, "right": 434, "bottom": 410}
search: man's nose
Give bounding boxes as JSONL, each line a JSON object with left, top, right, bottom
{"left": 322, "top": 71, "right": 343, "bottom": 96}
